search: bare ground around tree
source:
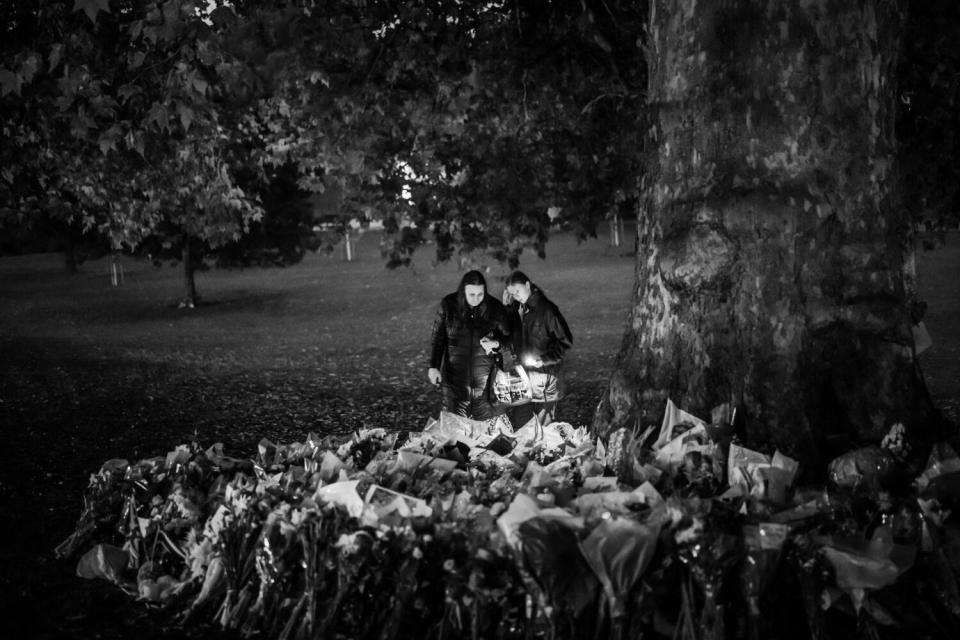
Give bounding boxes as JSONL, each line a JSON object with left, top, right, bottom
{"left": 0, "top": 229, "right": 955, "bottom": 638}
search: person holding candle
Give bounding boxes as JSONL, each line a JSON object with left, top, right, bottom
{"left": 502, "top": 271, "right": 573, "bottom": 426}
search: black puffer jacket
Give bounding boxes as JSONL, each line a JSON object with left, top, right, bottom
{"left": 507, "top": 286, "right": 573, "bottom": 373}
{"left": 429, "top": 293, "right": 510, "bottom": 395}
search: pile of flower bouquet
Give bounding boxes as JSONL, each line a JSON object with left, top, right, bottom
{"left": 57, "top": 405, "right": 960, "bottom": 639}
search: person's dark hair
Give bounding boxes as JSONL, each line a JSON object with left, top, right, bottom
{"left": 506, "top": 270, "right": 531, "bottom": 286}
{"left": 456, "top": 270, "right": 488, "bottom": 315}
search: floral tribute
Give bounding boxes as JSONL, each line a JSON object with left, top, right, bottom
{"left": 57, "top": 405, "right": 960, "bottom": 639}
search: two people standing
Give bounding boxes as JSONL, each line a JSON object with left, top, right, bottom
{"left": 427, "top": 269, "right": 573, "bottom": 425}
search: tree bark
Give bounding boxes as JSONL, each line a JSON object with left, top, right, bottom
{"left": 594, "top": 0, "right": 939, "bottom": 469}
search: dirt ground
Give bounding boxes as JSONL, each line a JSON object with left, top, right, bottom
{"left": 0, "top": 230, "right": 956, "bottom": 638}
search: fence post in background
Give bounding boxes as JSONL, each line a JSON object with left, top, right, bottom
{"left": 110, "top": 254, "right": 125, "bottom": 286}
{"left": 609, "top": 212, "right": 623, "bottom": 247}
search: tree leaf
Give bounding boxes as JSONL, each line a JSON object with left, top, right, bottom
{"left": 49, "top": 44, "right": 64, "bottom": 73}
{"left": 209, "top": 6, "right": 237, "bottom": 29}
{"left": 146, "top": 102, "right": 170, "bottom": 130}
{"left": 593, "top": 33, "right": 612, "bottom": 53}
{"left": 20, "top": 54, "right": 40, "bottom": 84}
{"left": 118, "top": 83, "right": 140, "bottom": 103}
{"left": 129, "top": 50, "right": 146, "bottom": 70}
{"left": 176, "top": 102, "right": 195, "bottom": 132}
{"left": 98, "top": 134, "right": 116, "bottom": 155}
{"left": 97, "top": 125, "right": 123, "bottom": 155}
{"left": 73, "top": 0, "right": 112, "bottom": 25}
{"left": 0, "top": 68, "right": 19, "bottom": 96}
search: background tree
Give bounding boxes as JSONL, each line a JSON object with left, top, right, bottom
{"left": 213, "top": 162, "right": 322, "bottom": 268}
{"left": 2, "top": 1, "right": 266, "bottom": 305}
{"left": 235, "top": 0, "right": 646, "bottom": 267}
{"left": 4, "top": 0, "right": 647, "bottom": 284}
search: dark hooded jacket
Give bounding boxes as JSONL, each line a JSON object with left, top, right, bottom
{"left": 429, "top": 293, "right": 510, "bottom": 397}
{"left": 506, "top": 285, "right": 573, "bottom": 374}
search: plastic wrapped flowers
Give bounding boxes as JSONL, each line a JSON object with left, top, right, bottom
{"left": 57, "top": 408, "right": 960, "bottom": 640}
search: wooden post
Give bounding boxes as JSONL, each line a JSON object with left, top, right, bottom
{"left": 610, "top": 212, "right": 623, "bottom": 247}
{"left": 344, "top": 231, "right": 353, "bottom": 261}
{"left": 109, "top": 254, "right": 124, "bottom": 286}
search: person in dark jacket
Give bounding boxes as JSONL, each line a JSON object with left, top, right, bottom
{"left": 428, "top": 270, "right": 511, "bottom": 420}
{"left": 503, "top": 271, "right": 573, "bottom": 426}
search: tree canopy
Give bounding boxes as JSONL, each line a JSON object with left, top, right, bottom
{"left": 3, "top": 1, "right": 256, "bottom": 249}
{"left": 1, "top": 0, "right": 958, "bottom": 305}
{"left": 1, "top": 0, "right": 651, "bottom": 273}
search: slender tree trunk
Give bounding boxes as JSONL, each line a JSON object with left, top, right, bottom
{"left": 594, "top": 0, "right": 939, "bottom": 469}
{"left": 182, "top": 234, "right": 198, "bottom": 307}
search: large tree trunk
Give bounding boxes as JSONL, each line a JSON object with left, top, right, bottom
{"left": 594, "top": 0, "right": 939, "bottom": 470}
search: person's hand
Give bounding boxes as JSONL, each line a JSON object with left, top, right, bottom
{"left": 522, "top": 354, "right": 543, "bottom": 368}
{"left": 501, "top": 288, "right": 513, "bottom": 305}
{"left": 480, "top": 336, "right": 499, "bottom": 355}
{"left": 428, "top": 367, "right": 442, "bottom": 386}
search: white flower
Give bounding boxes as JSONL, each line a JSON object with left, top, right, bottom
{"left": 674, "top": 516, "right": 704, "bottom": 545}
{"left": 335, "top": 532, "right": 361, "bottom": 555}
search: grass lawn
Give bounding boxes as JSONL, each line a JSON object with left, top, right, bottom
{"left": 0, "top": 227, "right": 956, "bottom": 638}
{"left": 0, "top": 228, "right": 636, "bottom": 442}
{"left": 0, "top": 229, "right": 638, "bottom": 638}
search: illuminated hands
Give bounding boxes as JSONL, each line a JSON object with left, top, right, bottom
{"left": 428, "top": 367, "right": 442, "bottom": 386}
{"left": 522, "top": 354, "right": 543, "bottom": 368}
{"left": 501, "top": 288, "right": 513, "bottom": 305}
{"left": 480, "top": 336, "right": 500, "bottom": 355}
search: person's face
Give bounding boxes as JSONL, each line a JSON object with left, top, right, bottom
{"left": 507, "top": 281, "right": 531, "bottom": 304}
{"left": 464, "top": 284, "right": 485, "bottom": 307}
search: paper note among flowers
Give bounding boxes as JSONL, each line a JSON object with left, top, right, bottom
{"left": 652, "top": 398, "right": 711, "bottom": 471}
{"left": 722, "top": 444, "right": 799, "bottom": 504}
{"left": 364, "top": 484, "right": 433, "bottom": 520}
